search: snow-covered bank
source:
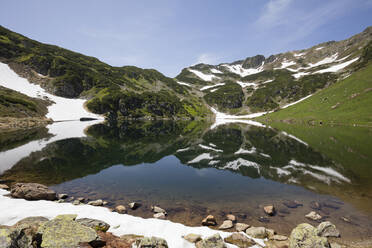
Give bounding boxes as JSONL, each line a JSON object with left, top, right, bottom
{"left": 0, "top": 189, "right": 265, "bottom": 248}
{"left": 0, "top": 62, "right": 103, "bottom": 121}
{"left": 0, "top": 120, "right": 101, "bottom": 174}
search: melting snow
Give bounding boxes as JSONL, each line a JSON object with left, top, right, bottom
{"left": 0, "top": 189, "right": 265, "bottom": 248}
{"left": 234, "top": 147, "right": 257, "bottom": 155}
{"left": 177, "top": 81, "right": 191, "bottom": 87}
{"left": 210, "top": 68, "right": 223, "bottom": 74}
{"left": 200, "top": 83, "right": 225, "bottom": 91}
{"left": 281, "top": 94, "right": 313, "bottom": 109}
{"left": 187, "top": 153, "right": 214, "bottom": 164}
{"left": 0, "top": 62, "right": 103, "bottom": 121}
{"left": 294, "top": 52, "right": 306, "bottom": 57}
{"left": 236, "top": 81, "right": 257, "bottom": 88}
{"left": 315, "top": 47, "right": 324, "bottom": 50}
{"left": 199, "top": 144, "right": 223, "bottom": 152}
{"left": 188, "top": 69, "right": 218, "bottom": 81}
{"left": 314, "top": 57, "right": 359, "bottom": 73}
{"left": 176, "top": 147, "right": 190, "bottom": 153}
{"left": 221, "top": 62, "right": 265, "bottom": 77}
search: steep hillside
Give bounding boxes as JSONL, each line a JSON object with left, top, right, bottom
{"left": 257, "top": 41, "right": 372, "bottom": 125}
{"left": 0, "top": 25, "right": 211, "bottom": 121}
{"left": 176, "top": 26, "right": 372, "bottom": 115}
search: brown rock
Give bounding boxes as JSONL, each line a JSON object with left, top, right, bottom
{"left": 224, "top": 232, "right": 255, "bottom": 247}
{"left": 183, "top": 233, "right": 202, "bottom": 243}
{"left": 226, "top": 214, "right": 237, "bottom": 222}
{"left": 202, "top": 215, "right": 217, "bottom": 226}
{"left": 0, "top": 184, "right": 10, "bottom": 190}
{"left": 10, "top": 183, "right": 56, "bottom": 200}
{"left": 218, "top": 220, "right": 233, "bottom": 230}
{"left": 115, "top": 205, "right": 127, "bottom": 214}
{"left": 264, "top": 205, "right": 276, "bottom": 216}
{"left": 236, "top": 223, "right": 250, "bottom": 232}
{"left": 98, "top": 231, "right": 137, "bottom": 248}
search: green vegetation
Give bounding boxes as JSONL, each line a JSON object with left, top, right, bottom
{"left": 0, "top": 25, "right": 210, "bottom": 120}
{"left": 257, "top": 63, "right": 372, "bottom": 125}
{"left": 246, "top": 70, "right": 337, "bottom": 112}
{"left": 0, "top": 86, "right": 48, "bottom": 117}
{"left": 204, "top": 81, "right": 244, "bottom": 110}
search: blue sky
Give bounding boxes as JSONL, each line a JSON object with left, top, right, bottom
{"left": 1, "top": 0, "right": 372, "bottom": 77}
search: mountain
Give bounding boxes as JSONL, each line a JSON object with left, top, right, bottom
{"left": 0, "top": 25, "right": 210, "bottom": 122}
{"left": 175, "top": 26, "right": 372, "bottom": 115}
{"left": 0, "top": 25, "right": 371, "bottom": 122}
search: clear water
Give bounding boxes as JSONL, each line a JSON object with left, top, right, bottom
{"left": 1, "top": 120, "right": 372, "bottom": 242}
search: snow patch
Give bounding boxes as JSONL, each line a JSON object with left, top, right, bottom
{"left": 200, "top": 83, "right": 225, "bottom": 91}
{"left": 187, "top": 153, "right": 214, "bottom": 164}
{"left": 223, "top": 158, "right": 260, "bottom": 172}
{"left": 176, "top": 147, "right": 190, "bottom": 153}
{"left": 314, "top": 57, "right": 359, "bottom": 73}
{"left": 315, "top": 47, "right": 324, "bottom": 50}
{"left": 234, "top": 147, "right": 256, "bottom": 155}
{"left": 281, "top": 94, "right": 313, "bottom": 109}
{"left": 199, "top": 144, "right": 223, "bottom": 153}
{"left": 177, "top": 81, "right": 191, "bottom": 87}
{"left": 221, "top": 62, "right": 265, "bottom": 77}
{"left": 210, "top": 68, "right": 223, "bottom": 74}
{"left": 0, "top": 62, "right": 103, "bottom": 121}
{"left": 236, "top": 81, "right": 257, "bottom": 88}
{"left": 188, "top": 69, "right": 218, "bottom": 81}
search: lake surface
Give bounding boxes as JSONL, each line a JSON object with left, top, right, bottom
{"left": 1, "top": 120, "right": 372, "bottom": 242}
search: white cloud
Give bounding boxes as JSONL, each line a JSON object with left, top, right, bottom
{"left": 195, "top": 53, "right": 220, "bottom": 65}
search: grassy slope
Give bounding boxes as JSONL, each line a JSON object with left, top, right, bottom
{"left": 0, "top": 86, "right": 48, "bottom": 117}
{"left": 257, "top": 63, "right": 372, "bottom": 125}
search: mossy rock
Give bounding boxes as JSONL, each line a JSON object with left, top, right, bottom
{"left": 76, "top": 218, "right": 110, "bottom": 232}
{"left": 289, "top": 223, "right": 330, "bottom": 248}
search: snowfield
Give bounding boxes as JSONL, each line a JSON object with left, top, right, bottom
{"left": 221, "top": 62, "right": 265, "bottom": 77}
{"left": 0, "top": 189, "right": 265, "bottom": 248}
{"left": 0, "top": 62, "right": 103, "bottom": 121}
{"left": 188, "top": 69, "right": 218, "bottom": 81}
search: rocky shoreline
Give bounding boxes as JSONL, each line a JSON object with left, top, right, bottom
{"left": 0, "top": 183, "right": 364, "bottom": 248}
{"left": 0, "top": 117, "right": 52, "bottom": 130}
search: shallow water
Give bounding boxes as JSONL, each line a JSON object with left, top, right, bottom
{"left": 1, "top": 120, "right": 372, "bottom": 243}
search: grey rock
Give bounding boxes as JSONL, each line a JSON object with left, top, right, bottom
{"left": 136, "top": 236, "right": 168, "bottom": 248}
{"left": 151, "top": 206, "right": 166, "bottom": 214}
{"left": 289, "top": 223, "right": 330, "bottom": 248}
{"left": 153, "top": 213, "right": 166, "bottom": 219}
{"left": 196, "top": 233, "right": 226, "bottom": 248}
{"left": 76, "top": 218, "right": 110, "bottom": 232}
{"left": 115, "top": 205, "right": 127, "bottom": 214}
{"left": 317, "top": 221, "right": 340, "bottom": 237}
{"left": 10, "top": 183, "right": 56, "bottom": 201}
{"left": 129, "top": 202, "right": 141, "bottom": 210}
{"left": 0, "top": 227, "right": 34, "bottom": 248}
{"left": 58, "top": 193, "right": 68, "bottom": 199}
{"left": 219, "top": 220, "right": 233, "bottom": 230}
{"left": 305, "top": 211, "right": 322, "bottom": 221}
{"left": 226, "top": 214, "right": 236, "bottom": 222}
{"left": 88, "top": 199, "right": 104, "bottom": 206}
{"left": 246, "top": 226, "right": 267, "bottom": 239}
{"left": 183, "top": 233, "right": 202, "bottom": 243}
{"left": 235, "top": 223, "right": 250, "bottom": 232}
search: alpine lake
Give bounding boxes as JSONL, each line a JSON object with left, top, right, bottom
{"left": 1, "top": 120, "right": 372, "bottom": 244}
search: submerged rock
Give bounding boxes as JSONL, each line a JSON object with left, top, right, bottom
{"left": 201, "top": 215, "right": 217, "bottom": 226}
{"left": 246, "top": 226, "right": 267, "bottom": 239}
{"left": 224, "top": 232, "right": 255, "bottom": 247}
{"left": 283, "top": 200, "right": 302, "bottom": 208}
{"left": 76, "top": 218, "right": 110, "bottom": 232}
{"left": 218, "top": 220, "right": 233, "bottom": 230}
{"left": 183, "top": 233, "right": 202, "bottom": 243}
{"left": 115, "top": 205, "right": 127, "bottom": 214}
{"left": 10, "top": 183, "right": 56, "bottom": 201}
{"left": 305, "top": 211, "right": 322, "bottom": 221}
{"left": 226, "top": 214, "right": 237, "bottom": 222}
{"left": 196, "top": 233, "right": 226, "bottom": 248}
{"left": 39, "top": 216, "right": 101, "bottom": 248}
{"left": 136, "top": 236, "right": 168, "bottom": 248}
{"left": 310, "top": 201, "right": 322, "bottom": 210}
{"left": 289, "top": 223, "right": 330, "bottom": 248}
{"left": 264, "top": 205, "right": 276, "bottom": 216}
{"left": 235, "top": 223, "right": 250, "bottom": 232}
{"left": 317, "top": 221, "right": 340, "bottom": 237}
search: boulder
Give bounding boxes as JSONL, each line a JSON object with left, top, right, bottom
{"left": 196, "top": 233, "right": 226, "bottom": 248}
{"left": 246, "top": 226, "right": 267, "bottom": 239}
{"left": 236, "top": 223, "right": 250, "bottom": 232}
{"left": 39, "top": 216, "right": 102, "bottom": 248}
{"left": 153, "top": 213, "right": 166, "bottom": 219}
{"left": 115, "top": 205, "right": 127, "bottom": 214}
{"left": 183, "top": 233, "right": 202, "bottom": 243}
{"left": 88, "top": 199, "right": 104, "bottom": 206}
{"left": 289, "top": 223, "right": 330, "bottom": 248}
{"left": 317, "top": 221, "right": 340, "bottom": 237}
{"left": 202, "top": 215, "right": 217, "bottom": 226}
{"left": 129, "top": 202, "right": 141, "bottom": 210}
{"left": 264, "top": 205, "right": 276, "bottom": 216}
{"left": 226, "top": 214, "right": 236, "bottom": 222}
{"left": 224, "top": 232, "right": 255, "bottom": 247}
{"left": 218, "top": 220, "right": 233, "bottom": 230}
{"left": 76, "top": 218, "right": 110, "bottom": 232}
{"left": 305, "top": 211, "right": 322, "bottom": 221}
{"left": 0, "top": 227, "right": 34, "bottom": 248}
{"left": 151, "top": 206, "right": 166, "bottom": 214}
{"left": 0, "top": 184, "right": 9, "bottom": 190}
{"left": 136, "top": 236, "right": 168, "bottom": 248}
{"left": 10, "top": 183, "right": 56, "bottom": 201}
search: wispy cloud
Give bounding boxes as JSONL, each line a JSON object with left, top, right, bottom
{"left": 256, "top": 0, "right": 293, "bottom": 28}
{"left": 195, "top": 53, "right": 221, "bottom": 65}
